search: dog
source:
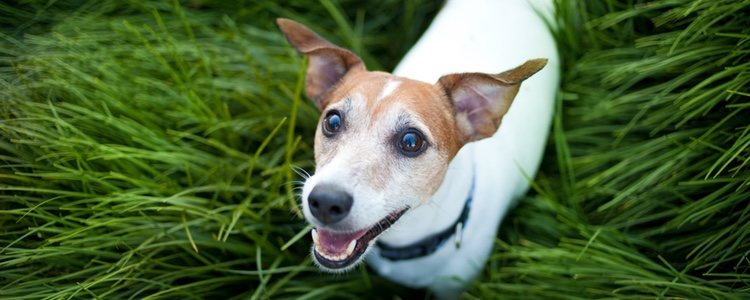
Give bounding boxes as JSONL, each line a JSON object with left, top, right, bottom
{"left": 277, "top": 0, "right": 559, "bottom": 297}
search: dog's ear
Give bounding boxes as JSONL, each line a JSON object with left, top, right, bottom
{"left": 277, "top": 18, "right": 365, "bottom": 110}
{"left": 437, "top": 59, "right": 547, "bottom": 144}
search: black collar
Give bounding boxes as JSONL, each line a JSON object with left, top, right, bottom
{"left": 375, "top": 171, "right": 475, "bottom": 261}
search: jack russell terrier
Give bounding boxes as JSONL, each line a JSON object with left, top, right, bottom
{"left": 278, "top": 0, "right": 559, "bottom": 296}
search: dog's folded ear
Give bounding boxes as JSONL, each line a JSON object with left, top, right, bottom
{"left": 437, "top": 59, "right": 547, "bottom": 144}
{"left": 277, "top": 18, "right": 365, "bottom": 110}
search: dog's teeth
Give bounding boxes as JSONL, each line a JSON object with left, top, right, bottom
{"left": 311, "top": 229, "right": 359, "bottom": 262}
{"left": 317, "top": 246, "right": 344, "bottom": 261}
{"left": 345, "top": 240, "right": 356, "bottom": 256}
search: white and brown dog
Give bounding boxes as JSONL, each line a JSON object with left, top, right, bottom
{"left": 278, "top": 0, "right": 558, "bottom": 296}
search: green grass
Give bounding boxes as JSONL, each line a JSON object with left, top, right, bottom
{"left": 473, "top": 1, "right": 750, "bottom": 299}
{"left": 0, "top": 1, "right": 440, "bottom": 299}
{"left": 1, "top": 0, "right": 748, "bottom": 299}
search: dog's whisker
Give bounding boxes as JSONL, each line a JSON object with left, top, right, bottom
{"left": 291, "top": 166, "right": 311, "bottom": 179}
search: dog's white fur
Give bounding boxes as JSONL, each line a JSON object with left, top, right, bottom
{"left": 288, "top": 0, "right": 559, "bottom": 297}
{"left": 368, "top": 0, "right": 560, "bottom": 295}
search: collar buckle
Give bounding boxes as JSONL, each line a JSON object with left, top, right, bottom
{"left": 454, "top": 222, "right": 463, "bottom": 248}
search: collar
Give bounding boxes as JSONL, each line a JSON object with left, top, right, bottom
{"left": 374, "top": 169, "right": 475, "bottom": 261}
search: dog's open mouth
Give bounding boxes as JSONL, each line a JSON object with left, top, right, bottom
{"left": 311, "top": 207, "right": 409, "bottom": 269}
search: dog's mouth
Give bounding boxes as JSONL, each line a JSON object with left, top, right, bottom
{"left": 311, "top": 207, "right": 409, "bottom": 270}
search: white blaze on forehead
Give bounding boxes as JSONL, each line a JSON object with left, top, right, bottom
{"left": 376, "top": 79, "right": 401, "bottom": 101}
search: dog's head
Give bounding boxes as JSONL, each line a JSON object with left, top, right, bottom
{"left": 277, "top": 18, "right": 545, "bottom": 271}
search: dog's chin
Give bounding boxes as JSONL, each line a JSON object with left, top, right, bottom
{"left": 311, "top": 207, "right": 409, "bottom": 272}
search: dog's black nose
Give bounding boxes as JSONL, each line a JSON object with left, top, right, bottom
{"left": 308, "top": 184, "right": 353, "bottom": 225}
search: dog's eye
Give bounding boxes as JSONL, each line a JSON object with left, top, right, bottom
{"left": 397, "top": 129, "right": 427, "bottom": 157}
{"left": 322, "top": 110, "right": 342, "bottom": 136}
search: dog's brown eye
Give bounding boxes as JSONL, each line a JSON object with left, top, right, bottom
{"left": 323, "top": 110, "right": 342, "bottom": 136}
{"left": 398, "top": 129, "right": 426, "bottom": 157}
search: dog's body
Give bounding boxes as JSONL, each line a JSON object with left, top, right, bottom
{"left": 278, "top": 0, "right": 558, "bottom": 297}
{"left": 370, "top": 0, "right": 559, "bottom": 294}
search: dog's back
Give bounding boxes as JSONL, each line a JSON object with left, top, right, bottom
{"left": 369, "top": 0, "right": 559, "bottom": 295}
{"left": 394, "top": 0, "right": 558, "bottom": 200}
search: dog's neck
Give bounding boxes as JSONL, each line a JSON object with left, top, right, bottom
{"left": 377, "top": 146, "right": 475, "bottom": 247}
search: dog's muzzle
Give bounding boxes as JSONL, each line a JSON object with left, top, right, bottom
{"left": 306, "top": 184, "right": 410, "bottom": 270}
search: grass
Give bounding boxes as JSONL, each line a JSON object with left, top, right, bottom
{"left": 1, "top": 0, "right": 748, "bottom": 299}
{"left": 473, "top": 0, "right": 750, "bottom": 299}
{"left": 0, "top": 1, "right": 440, "bottom": 299}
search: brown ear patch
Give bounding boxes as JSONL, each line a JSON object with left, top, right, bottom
{"left": 437, "top": 59, "right": 548, "bottom": 144}
{"left": 496, "top": 58, "right": 548, "bottom": 84}
{"left": 277, "top": 18, "right": 365, "bottom": 110}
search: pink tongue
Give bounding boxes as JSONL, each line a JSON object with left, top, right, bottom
{"left": 317, "top": 228, "right": 368, "bottom": 255}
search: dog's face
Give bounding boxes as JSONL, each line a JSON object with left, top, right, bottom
{"left": 301, "top": 71, "right": 460, "bottom": 269}
{"left": 277, "top": 19, "right": 546, "bottom": 271}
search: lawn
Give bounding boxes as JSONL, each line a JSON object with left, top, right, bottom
{"left": 1, "top": 0, "right": 748, "bottom": 299}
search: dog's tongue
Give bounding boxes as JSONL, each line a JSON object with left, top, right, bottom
{"left": 314, "top": 228, "right": 367, "bottom": 255}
